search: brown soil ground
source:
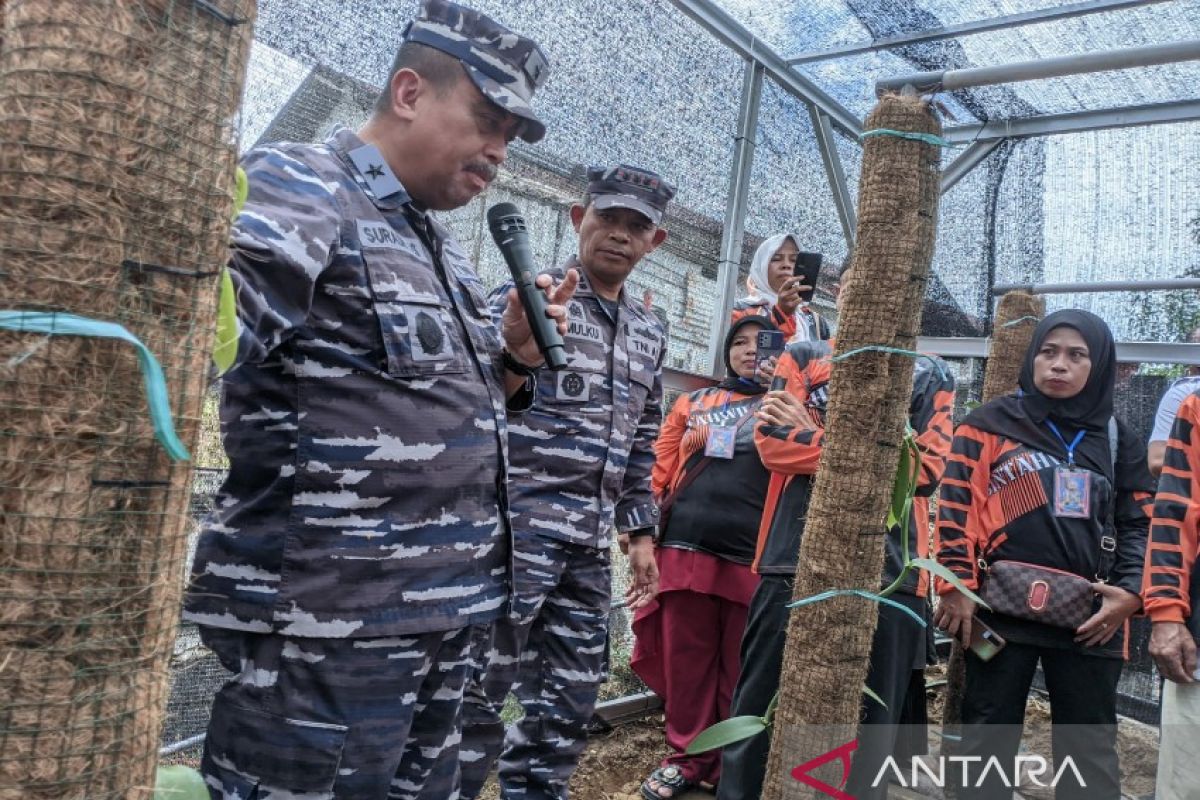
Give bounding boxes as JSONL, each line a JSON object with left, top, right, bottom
{"left": 478, "top": 717, "right": 673, "bottom": 800}
{"left": 479, "top": 671, "right": 1159, "bottom": 800}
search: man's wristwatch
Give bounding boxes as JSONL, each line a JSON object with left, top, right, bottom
{"left": 626, "top": 527, "right": 656, "bottom": 541}
{"left": 502, "top": 349, "right": 539, "bottom": 377}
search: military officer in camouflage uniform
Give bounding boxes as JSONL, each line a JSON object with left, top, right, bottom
{"left": 182, "top": 3, "right": 575, "bottom": 798}
{"left": 457, "top": 166, "right": 675, "bottom": 800}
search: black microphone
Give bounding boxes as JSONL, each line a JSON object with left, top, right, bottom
{"left": 487, "top": 202, "right": 567, "bottom": 371}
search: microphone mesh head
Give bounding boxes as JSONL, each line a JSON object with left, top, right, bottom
{"left": 487, "top": 203, "right": 526, "bottom": 241}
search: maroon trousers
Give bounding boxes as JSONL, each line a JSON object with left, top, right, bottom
{"left": 631, "top": 548, "right": 756, "bottom": 786}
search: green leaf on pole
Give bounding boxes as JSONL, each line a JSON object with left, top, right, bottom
{"left": 154, "top": 765, "right": 209, "bottom": 799}
{"left": 886, "top": 438, "right": 911, "bottom": 528}
{"left": 213, "top": 166, "right": 249, "bottom": 373}
{"left": 863, "top": 684, "right": 888, "bottom": 709}
{"left": 763, "top": 691, "right": 779, "bottom": 724}
{"left": 212, "top": 268, "right": 239, "bottom": 374}
{"left": 686, "top": 715, "right": 769, "bottom": 755}
{"left": 233, "top": 166, "right": 249, "bottom": 220}
{"left": 907, "top": 557, "right": 990, "bottom": 608}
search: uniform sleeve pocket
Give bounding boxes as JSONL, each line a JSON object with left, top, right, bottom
{"left": 204, "top": 695, "right": 349, "bottom": 795}
{"left": 628, "top": 367, "right": 655, "bottom": 409}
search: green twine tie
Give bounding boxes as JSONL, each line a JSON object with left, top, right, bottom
{"left": 860, "top": 128, "right": 961, "bottom": 148}
{"left": 0, "top": 311, "right": 190, "bottom": 461}
{"left": 830, "top": 345, "right": 948, "bottom": 382}
{"left": 1002, "top": 315, "right": 1040, "bottom": 328}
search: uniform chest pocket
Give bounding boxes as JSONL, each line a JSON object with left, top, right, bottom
{"left": 628, "top": 367, "right": 655, "bottom": 411}
{"left": 362, "top": 252, "right": 467, "bottom": 378}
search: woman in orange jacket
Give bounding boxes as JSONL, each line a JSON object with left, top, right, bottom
{"left": 632, "top": 316, "right": 775, "bottom": 800}
{"left": 935, "top": 309, "right": 1154, "bottom": 799}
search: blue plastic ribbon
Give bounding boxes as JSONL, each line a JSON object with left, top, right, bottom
{"left": 860, "top": 128, "right": 962, "bottom": 148}
{"left": 0, "top": 311, "right": 190, "bottom": 461}
{"left": 787, "top": 588, "right": 928, "bottom": 627}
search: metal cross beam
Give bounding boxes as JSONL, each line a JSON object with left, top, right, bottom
{"left": 786, "top": 0, "right": 1174, "bottom": 65}
{"left": 943, "top": 98, "right": 1200, "bottom": 143}
{"left": 669, "top": 0, "right": 863, "bottom": 137}
{"left": 992, "top": 277, "right": 1200, "bottom": 294}
{"left": 941, "top": 139, "right": 1005, "bottom": 193}
{"left": 876, "top": 37, "right": 1200, "bottom": 96}
{"left": 919, "top": 337, "right": 1200, "bottom": 365}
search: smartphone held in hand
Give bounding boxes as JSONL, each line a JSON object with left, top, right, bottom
{"left": 755, "top": 329, "right": 785, "bottom": 377}
{"left": 969, "top": 615, "right": 1006, "bottom": 662}
{"left": 793, "top": 252, "right": 822, "bottom": 303}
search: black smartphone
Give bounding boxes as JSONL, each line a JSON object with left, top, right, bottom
{"left": 755, "top": 329, "right": 785, "bottom": 377}
{"left": 968, "top": 615, "right": 1006, "bottom": 662}
{"left": 793, "top": 252, "right": 822, "bottom": 303}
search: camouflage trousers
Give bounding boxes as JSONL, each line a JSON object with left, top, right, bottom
{"left": 457, "top": 536, "right": 612, "bottom": 800}
{"left": 198, "top": 623, "right": 485, "bottom": 800}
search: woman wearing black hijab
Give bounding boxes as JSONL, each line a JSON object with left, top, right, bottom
{"left": 934, "top": 309, "right": 1155, "bottom": 799}
{"left": 631, "top": 316, "right": 776, "bottom": 799}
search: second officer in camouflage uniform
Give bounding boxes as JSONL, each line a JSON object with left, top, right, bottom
{"left": 181, "top": 3, "right": 575, "bottom": 798}
{"left": 457, "top": 167, "right": 675, "bottom": 800}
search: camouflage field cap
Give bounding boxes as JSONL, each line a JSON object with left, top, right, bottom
{"left": 586, "top": 165, "right": 676, "bottom": 225}
{"left": 404, "top": 0, "right": 549, "bottom": 143}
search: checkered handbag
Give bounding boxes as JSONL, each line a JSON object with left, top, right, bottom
{"left": 979, "top": 561, "right": 1095, "bottom": 630}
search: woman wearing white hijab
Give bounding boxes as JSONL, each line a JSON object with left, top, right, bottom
{"left": 730, "top": 233, "right": 830, "bottom": 343}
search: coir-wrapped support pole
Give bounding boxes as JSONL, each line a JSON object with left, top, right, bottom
{"left": 0, "top": 2, "right": 254, "bottom": 797}
{"left": 762, "top": 93, "right": 942, "bottom": 799}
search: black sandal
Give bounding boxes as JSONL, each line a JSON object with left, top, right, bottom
{"left": 640, "top": 765, "right": 694, "bottom": 800}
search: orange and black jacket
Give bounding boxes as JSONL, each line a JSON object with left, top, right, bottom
{"left": 751, "top": 341, "right": 955, "bottom": 597}
{"left": 1144, "top": 390, "right": 1200, "bottom": 642}
{"left": 652, "top": 386, "right": 769, "bottom": 565}
{"left": 937, "top": 420, "right": 1153, "bottom": 656}
{"left": 730, "top": 298, "right": 830, "bottom": 343}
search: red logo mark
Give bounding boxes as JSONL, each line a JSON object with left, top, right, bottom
{"left": 790, "top": 739, "right": 859, "bottom": 800}
{"left": 1028, "top": 580, "right": 1050, "bottom": 611}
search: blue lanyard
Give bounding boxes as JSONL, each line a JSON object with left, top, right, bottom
{"left": 1044, "top": 420, "right": 1086, "bottom": 466}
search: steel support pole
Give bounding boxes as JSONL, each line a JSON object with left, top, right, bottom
{"left": 706, "top": 60, "right": 763, "bottom": 377}
{"left": 941, "top": 139, "right": 1005, "bottom": 193}
{"left": 992, "top": 278, "right": 1200, "bottom": 294}
{"left": 787, "top": 0, "right": 1173, "bottom": 65}
{"left": 668, "top": 0, "right": 862, "bottom": 137}
{"left": 810, "top": 108, "right": 857, "bottom": 249}
{"left": 876, "top": 38, "right": 1200, "bottom": 95}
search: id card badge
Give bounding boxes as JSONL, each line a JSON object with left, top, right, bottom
{"left": 704, "top": 426, "right": 737, "bottom": 459}
{"left": 1053, "top": 466, "right": 1092, "bottom": 518}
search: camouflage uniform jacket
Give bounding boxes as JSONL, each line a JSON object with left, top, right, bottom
{"left": 492, "top": 260, "right": 664, "bottom": 549}
{"left": 183, "top": 127, "right": 517, "bottom": 639}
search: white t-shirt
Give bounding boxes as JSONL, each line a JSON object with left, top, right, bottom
{"left": 1149, "top": 376, "right": 1200, "bottom": 444}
